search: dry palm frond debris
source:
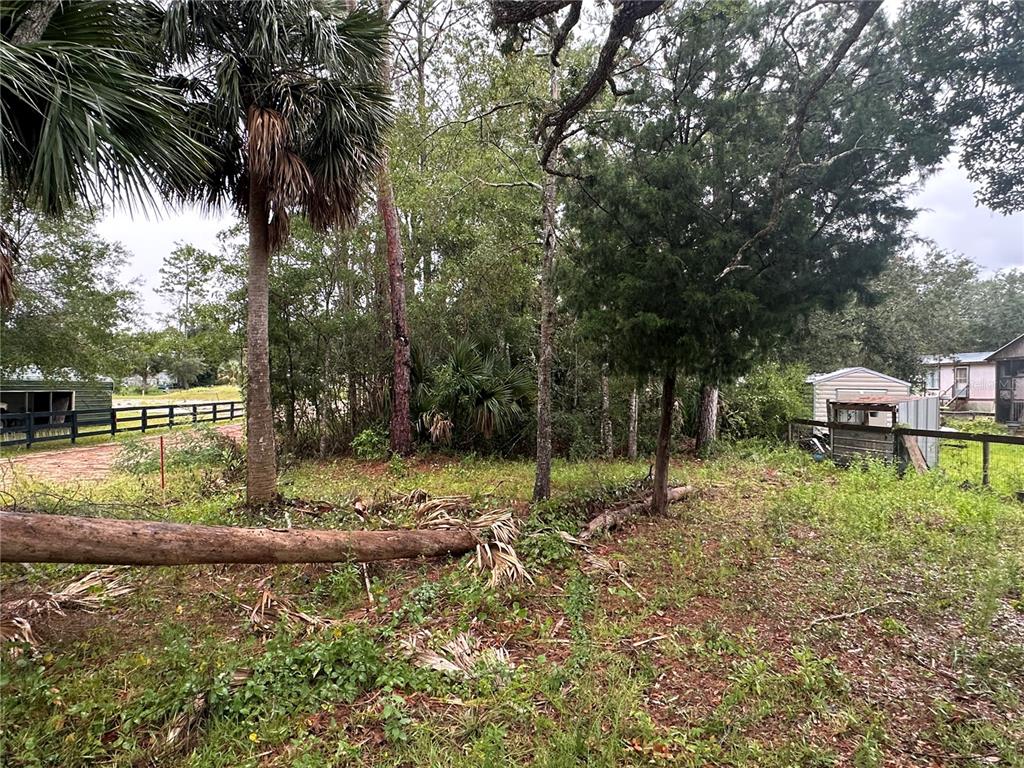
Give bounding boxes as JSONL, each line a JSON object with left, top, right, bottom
{"left": 160, "top": 691, "right": 208, "bottom": 753}
{"left": 245, "top": 589, "right": 337, "bottom": 634}
{"left": 582, "top": 553, "right": 645, "bottom": 600}
{"left": 401, "top": 630, "right": 513, "bottom": 682}
{"left": 413, "top": 495, "right": 474, "bottom": 518}
{"left": 420, "top": 505, "right": 533, "bottom": 587}
{"left": 0, "top": 616, "right": 38, "bottom": 648}
{"left": 1, "top": 566, "right": 134, "bottom": 651}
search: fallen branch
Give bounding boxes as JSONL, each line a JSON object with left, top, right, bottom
{"left": 579, "top": 485, "right": 695, "bottom": 541}
{"left": 807, "top": 598, "right": 900, "bottom": 628}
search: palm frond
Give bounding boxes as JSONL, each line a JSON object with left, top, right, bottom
{"left": 162, "top": 0, "right": 393, "bottom": 245}
{"left": 1, "top": 0, "right": 211, "bottom": 217}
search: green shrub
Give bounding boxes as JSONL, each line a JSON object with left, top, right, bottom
{"left": 351, "top": 426, "right": 389, "bottom": 460}
{"left": 169, "top": 426, "right": 244, "bottom": 476}
{"left": 942, "top": 417, "right": 1007, "bottom": 435}
{"left": 112, "top": 436, "right": 160, "bottom": 475}
{"left": 721, "top": 362, "right": 808, "bottom": 440}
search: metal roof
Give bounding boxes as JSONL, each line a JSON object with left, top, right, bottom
{"left": 830, "top": 394, "right": 933, "bottom": 406}
{"left": 920, "top": 351, "right": 995, "bottom": 365}
{"left": 804, "top": 366, "right": 910, "bottom": 386}
{"left": 1, "top": 366, "right": 112, "bottom": 383}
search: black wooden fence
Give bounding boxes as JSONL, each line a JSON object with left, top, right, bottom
{"left": 0, "top": 401, "right": 245, "bottom": 448}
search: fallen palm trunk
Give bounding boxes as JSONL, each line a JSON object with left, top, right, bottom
{"left": 579, "top": 485, "right": 695, "bottom": 541}
{"left": 0, "top": 511, "right": 478, "bottom": 566}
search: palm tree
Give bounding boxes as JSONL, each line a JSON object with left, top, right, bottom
{"left": 162, "top": 0, "right": 392, "bottom": 504}
{"left": 0, "top": 0, "right": 210, "bottom": 307}
{"left": 413, "top": 340, "right": 534, "bottom": 449}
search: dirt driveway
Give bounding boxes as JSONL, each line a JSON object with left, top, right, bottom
{"left": 0, "top": 424, "right": 244, "bottom": 489}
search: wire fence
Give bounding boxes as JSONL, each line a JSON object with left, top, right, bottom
{"left": 788, "top": 419, "right": 1024, "bottom": 499}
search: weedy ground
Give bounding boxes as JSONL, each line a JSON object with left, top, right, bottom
{"left": 1, "top": 442, "right": 1022, "bottom": 767}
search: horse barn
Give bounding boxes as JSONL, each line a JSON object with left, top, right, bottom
{"left": 0, "top": 371, "right": 113, "bottom": 440}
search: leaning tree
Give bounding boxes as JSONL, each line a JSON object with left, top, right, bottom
{"left": 564, "top": 0, "right": 975, "bottom": 514}
{"left": 162, "top": 0, "right": 392, "bottom": 504}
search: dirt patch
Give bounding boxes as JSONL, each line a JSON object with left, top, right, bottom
{"left": 0, "top": 424, "right": 244, "bottom": 488}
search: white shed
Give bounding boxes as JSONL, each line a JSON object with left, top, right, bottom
{"left": 804, "top": 367, "right": 911, "bottom": 425}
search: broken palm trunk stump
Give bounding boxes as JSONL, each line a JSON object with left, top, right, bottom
{"left": 0, "top": 512, "right": 478, "bottom": 565}
{"left": 580, "top": 485, "right": 695, "bottom": 541}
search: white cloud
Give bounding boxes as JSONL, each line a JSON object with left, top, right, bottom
{"left": 908, "top": 158, "right": 1024, "bottom": 274}
{"left": 97, "top": 204, "right": 236, "bottom": 322}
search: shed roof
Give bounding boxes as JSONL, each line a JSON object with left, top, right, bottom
{"left": 804, "top": 367, "right": 910, "bottom": 386}
{"left": 831, "top": 394, "right": 932, "bottom": 407}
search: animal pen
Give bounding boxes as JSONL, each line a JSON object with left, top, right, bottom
{"left": 790, "top": 394, "right": 1024, "bottom": 499}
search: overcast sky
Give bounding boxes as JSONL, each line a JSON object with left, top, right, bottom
{"left": 99, "top": 155, "right": 1023, "bottom": 323}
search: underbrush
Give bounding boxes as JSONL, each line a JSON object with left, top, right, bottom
{"left": 2, "top": 444, "right": 1023, "bottom": 766}
{"left": 773, "top": 460, "right": 1024, "bottom": 628}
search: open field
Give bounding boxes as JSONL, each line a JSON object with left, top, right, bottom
{"left": 112, "top": 385, "right": 243, "bottom": 407}
{"left": 2, "top": 445, "right": 1022, "bottom": 767}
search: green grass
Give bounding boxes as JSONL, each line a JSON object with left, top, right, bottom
{"left": 938, "top": 437, "right": 1024, "bottom": 497}
{"left": 2, "top": 444, "right": 1022, "bottom": 766}
{"left": 112, "top": 385, "right": 242, "bottom": 406}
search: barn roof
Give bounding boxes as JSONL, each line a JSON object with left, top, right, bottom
{"left": 804, "top": 367, "right": 910, "bottom": 386}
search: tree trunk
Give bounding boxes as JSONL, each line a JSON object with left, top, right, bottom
{"left": 378, "top": 174, "right": 413, "bottom": 455}
{"left": 533, "top": 64, "right": 560, "bottom": 502}
{"left": 695, "top": 383, "right": 719, "bottom": 454}
{"left": 11, "top": 0, "right": 60, "bottom": 44}
{"left": 581, "top": 485, "right": 694, "bottom": 540}
{"left": 600, "top": 363, "right": 613, "bottom": 458}
{"left": 652, "top": 370, "right": 676, "bottom": 515}
{"left": 319, "top": 345, "right": 331, "bottom": 458}
{"left": 377, "top": 0, "right": 413, "bottom": 456}
{"left": 245, "top": 178, "right": 277, "bottom": 505}
{"left": 627, "top": 384, "right": 639, "bottom": 460}
{"left": 0, "top": 512, "right": 477, "bottom": 566}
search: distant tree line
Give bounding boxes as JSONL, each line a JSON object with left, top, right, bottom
{"left": 2, "top": 0, "right": 1020, "bottom": 510}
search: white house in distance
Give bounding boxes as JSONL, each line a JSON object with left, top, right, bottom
{"left": 921, "top": 333, "right": 1024, "bottom": 423}
{"left": 804, "top": 367, "right": 912, "bottom": 425}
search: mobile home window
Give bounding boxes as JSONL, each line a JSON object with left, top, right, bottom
{"left": 924, "top": 368, "right": 938, "bottom": 389}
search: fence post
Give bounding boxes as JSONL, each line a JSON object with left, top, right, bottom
{"left": 229, "top": 402, "right": 235, "bottom": 420}
{"left": 982, "top": 439, "right": 990, "bottom": 487}
{"left": 110, "top": 408, "right": 117, "bottom": 437}
{"left": 26, "top": 414, "right": 35, "bottom": 448}
{"left": 70, "top": 411, "right": 78, "bottom": 444}
{"left": 168, "top": 405, "right": 175, "bottom": 429}
{"left": 212, "top": 403, "right": 218, "bottom": 423}
{"left": 141, "top": 406, "right": 148, "bottom": 433}
{"left": 192, "top": 404, "right": 197, "bottom": 424}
